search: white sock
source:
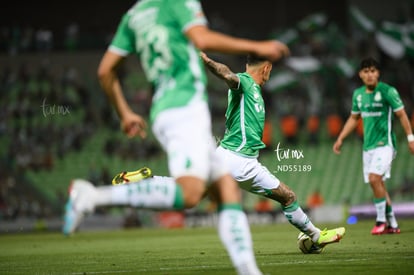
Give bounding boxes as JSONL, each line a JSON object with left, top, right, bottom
{"left": 282, "top": 201, "right": 321, "bottom": 243}
{"left": 94, "top": 176, "right": 181, "bottom": 209}
{"left": 218, "top": 206, "right": 261, "bottom": 275}
{"left": 374, "top": 198, "right": 387, "bottom": 223}
{"left": 386, "top": 205, "right": 398, "bottom": 228}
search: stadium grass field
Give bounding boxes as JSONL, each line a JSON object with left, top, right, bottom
{"left": 1, "top": 219, "right": 414, "bottom": 275}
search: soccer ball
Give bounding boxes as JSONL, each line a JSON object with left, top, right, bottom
{"left": 297, "top": 232, "right": 323, "bottom": 254}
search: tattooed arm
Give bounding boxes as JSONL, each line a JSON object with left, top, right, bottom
{"left": 200, "top": 52, "right": 239, "bottom": 90}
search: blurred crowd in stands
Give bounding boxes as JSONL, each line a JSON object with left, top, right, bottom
{"left": 0, "top": 54, "right": 163, "bottom": 222}
{"left": 1, "top": 5, "right": 414, "bottom": 224}
{"left": 0, "top": 60, "right": 91, "bottom": 221}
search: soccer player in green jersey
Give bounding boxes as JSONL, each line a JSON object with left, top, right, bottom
{"left": 63, "top": 0, "right": 289, "bottom": 274}
{"left": 199, "top": 52, "right": 345, "bottom": 252}
{"left": 333, "top": 57, "right": 414, "bottom": 235}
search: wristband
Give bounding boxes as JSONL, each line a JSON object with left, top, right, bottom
{"left": 408, "top": 134, "right": 414, "bottom": 142}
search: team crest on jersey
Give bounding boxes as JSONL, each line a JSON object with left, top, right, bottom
{"left": 374, "top": 92, "right": 382, "bottom": 101}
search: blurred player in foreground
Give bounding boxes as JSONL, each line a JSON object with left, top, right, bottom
{"left": 333, "top": 57, "right": 414, "bottom": 235}
{"left": 63, "top": 0, "right": 289, "bottom": 274}
{"left": 198, "top": 52, "right": 345, "bottom": 251}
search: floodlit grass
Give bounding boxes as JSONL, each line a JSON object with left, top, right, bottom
{"left": 1, "top": 220, "right": 414, "bottom": 274}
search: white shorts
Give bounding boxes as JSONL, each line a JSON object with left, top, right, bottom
{"left": 216, "top": 146, "right": 280, "bottom": 194}
{"left": 362, "top": 145, "right": 396, "bottom": 183}
{"left": 152, "top": 101, "right": 228, "bottom": 182}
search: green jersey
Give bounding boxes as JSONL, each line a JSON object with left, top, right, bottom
{"left": 351, "top": 81, "right": 404, "bottom": 151}
{"left": 109, "top": 0, "right": 208, "bottom": 121}
{"left": 220, "top": 73, "right": 266, "bottom": 157}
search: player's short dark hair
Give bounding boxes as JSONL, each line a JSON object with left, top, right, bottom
{"left": 359, "top": 57, "right": 380, "bottom": 71}
{"left": 247, "top": 54, "right": 270, "bottom": 66}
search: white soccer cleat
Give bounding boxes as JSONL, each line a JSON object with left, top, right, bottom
{"left": 62, "top": 179, "right": 97, "bottom": 236}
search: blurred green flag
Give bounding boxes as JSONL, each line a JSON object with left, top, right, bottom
{"left": 349, "top": 6, "right": 376, "bottom": 32}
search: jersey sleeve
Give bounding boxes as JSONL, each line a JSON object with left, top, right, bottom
{"left": 229, "top": 73, "right": 244, "bottom": 95}
{"left": 351, "top": 91, "right": 360, "bottom": 114}
{"left": 170, "top": 0, "right": 207, "bottom": 33}
{"left": 384, "top": 86, "right": 404, "bottom": 112}
{"left": 108, "top": 13, "right": 135, "bottom": 56}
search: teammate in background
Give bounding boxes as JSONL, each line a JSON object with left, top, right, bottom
{"left": 200, "top": 52, "right": 345, "bottom": 250}
{"left": 333, "top": 57, "right": 414, "bottom": 235}
{"left": 63, "top": 0, "right": 289, "bottom": 274}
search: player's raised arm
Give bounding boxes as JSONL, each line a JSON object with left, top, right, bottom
{"left": 189, "top": 26, "right": 289, "bottom": 62}
{"left": 199, "top": 52, "right": 239, "bottom": 90}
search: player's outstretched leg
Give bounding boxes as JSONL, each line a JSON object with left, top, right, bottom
{"left": 62, "top": 179, "right": 97, "bottom": 236}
